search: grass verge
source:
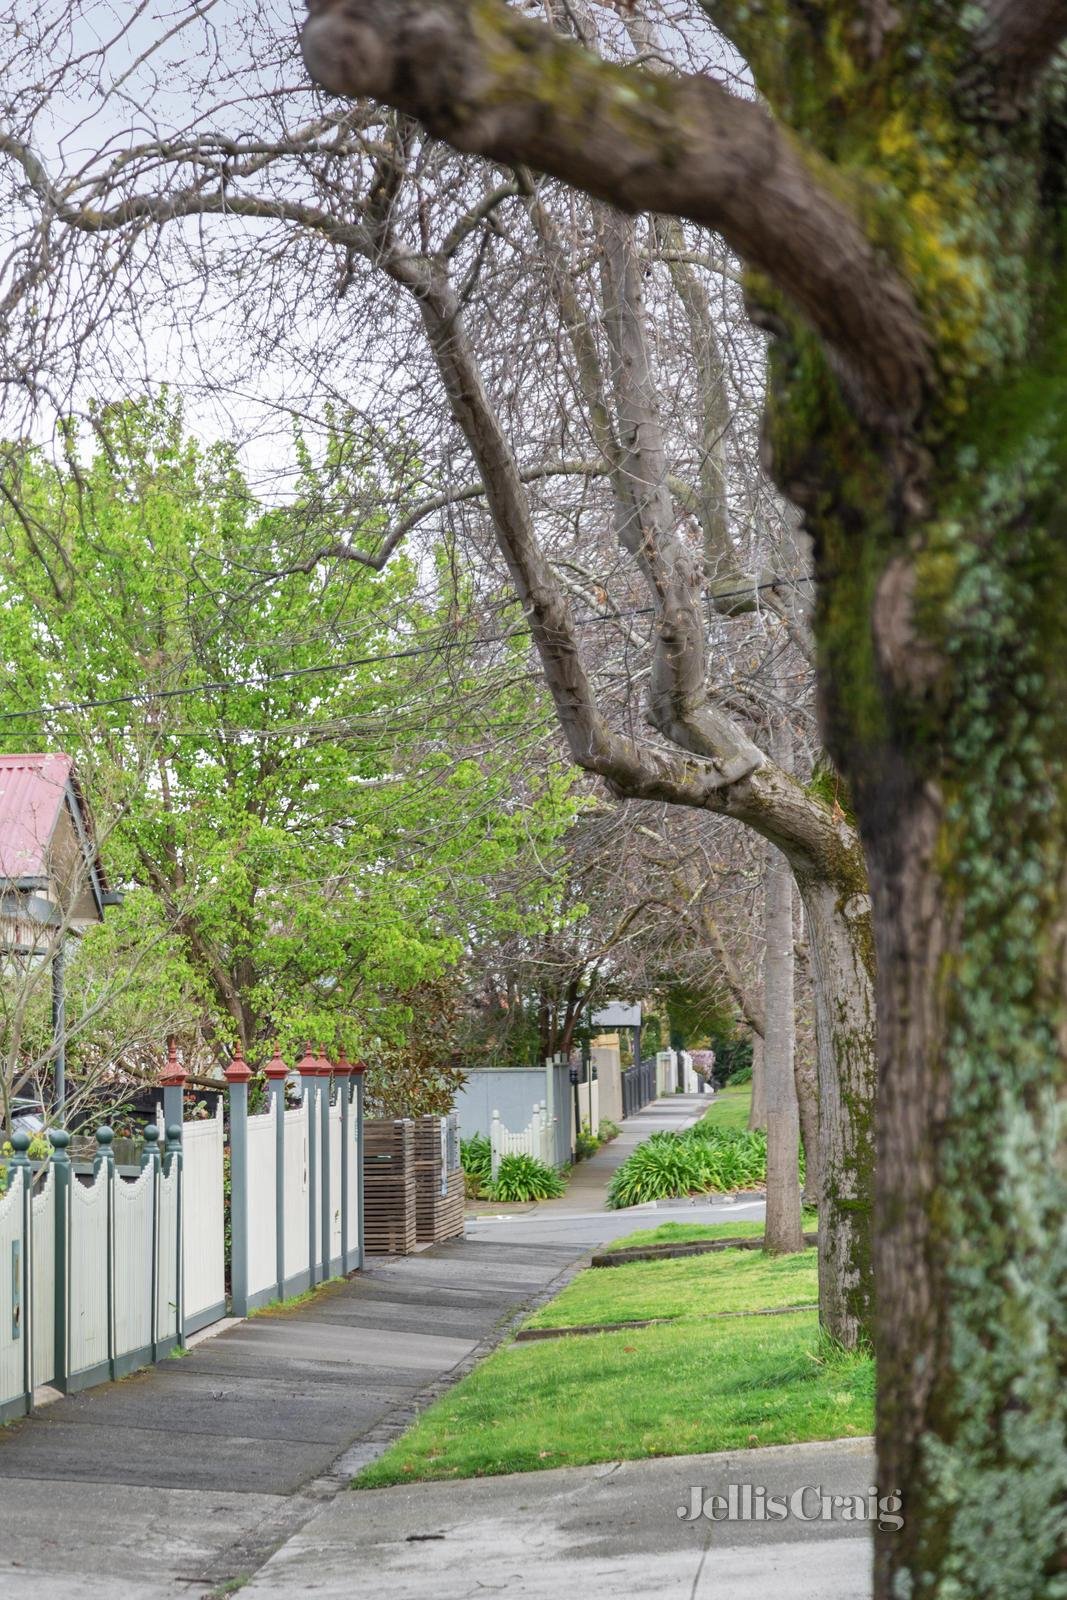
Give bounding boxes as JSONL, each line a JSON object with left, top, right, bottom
{"left": 698, "top": 1083, "right": 754, "bottom": 1132}
{"left": 354, "top": 1312, "right": 871, "bottom": 1486}
{"left": 524, "top": 1246, "right": 819, "bottom": 1328}
{"left": 610, "top": 1212, "right": 819, "bottom": 1252}
{"left": 354, "top": 1238, "right": 872, "bottom": 1488}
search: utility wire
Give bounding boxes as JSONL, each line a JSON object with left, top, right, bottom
{"left": 0, "top": 576, "right": 813, "bottom": 724}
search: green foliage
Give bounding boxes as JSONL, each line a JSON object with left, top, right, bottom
{"left": 573, "top": 1124, "right": 599, "bottom": 1160}
{"left": 460, "top": 1132, "right": 492, "bottom": 1198}
{"left": 607, "top": 1126, "right": 771, "bottom": 1209}
{"left": 0, "top": 1131, "right": 52, "bottom": 1193}
{"left": 710, "top": 1035, "right": 753, "bottom": 1083}
{"left": 486, "top": 1152, "right": 565, "bottom": 1202}
{"left": 0, "top": 395, "right": 580, "bottom": 1083}
{"left": 597, "top": 1119, "right": 620, "bottom": 1143}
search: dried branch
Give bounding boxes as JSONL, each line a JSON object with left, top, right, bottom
{"left": 300, "top": 0, "right": 931, "bottom": 421}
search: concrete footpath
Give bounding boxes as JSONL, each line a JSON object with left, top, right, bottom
{"left": 242, "top": 1438, "right": 876, "bottom": 1600}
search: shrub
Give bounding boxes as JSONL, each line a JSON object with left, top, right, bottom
{"left": 487, "top": 1153, "right": 566, "bottom": 1202}
{"left": 461, "top": 1133, "right": 493, "bottom": 1197}
{"left": 712, "top": 1036, "right": 754, "bottom": 1083}
{"left": 598, "top": 1119, "right": 621, "bottom": 1143}
{"left": 607, "top": 1125, "right": 773, "bottom": 1209}
{"left": 574, "top": 1125, "right": 600, "bottom": 1160}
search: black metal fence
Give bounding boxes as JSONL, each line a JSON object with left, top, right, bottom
{"left": 621, "top": 1055, "right": 657, "bottom": 1118}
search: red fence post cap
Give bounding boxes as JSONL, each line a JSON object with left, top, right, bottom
{"left": 160, "top": 1036, "right": 188, "bottom": 1088}
{"left": 349, "top": 1058, "right": 368, "bottom": 1077}
{"left": 333, "top": 1050, "right": 353, "bottom": 1079}
{"left": 224, "top": 1045, "right": 253, "bottom": 1084}
{"left": 297, "top": 1041, "right": 318, "bottom": 1077}
{"left": 263, "top": 1043, "right": 289, "bottom": 1081}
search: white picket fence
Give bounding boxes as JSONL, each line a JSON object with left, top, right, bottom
{"left": 0, "top": 1050, "right": 367, "bottom": 1421}
{"left": 0, "top": 1130, "right": 183, "bottom": 1422}
{"left": 181, "top": 1102, "right": 226, "bottom": 1333}
{"left": 228, "top": 1066, "right": 362, "bottom": 1315}
{"left": 489, "top": 1102, "right": 554, "bottom": 1179}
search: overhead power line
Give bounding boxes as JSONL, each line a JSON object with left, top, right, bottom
{"left": 0, "top": 576, "right": 813, "bottom": 724}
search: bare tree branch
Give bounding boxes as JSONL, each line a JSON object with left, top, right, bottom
{"left": 300, "top": 0, "right": 931, "bottom": 421}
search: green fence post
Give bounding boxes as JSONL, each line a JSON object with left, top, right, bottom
{"left": 352, "top": 1059, "right": 366, "bottom": 1270}
{"left": 225, "top": 1046, "right": 253, "bottom": 1316}
{"left": 140, "top": 1124, "right": 162, "bottom": 1360}
{"left": 317, "top": 1047, "right": 332, "bottom": 1280}
{"left": 94, "top": 1127, "right": 116, "bottom": 1378}
{"left": 264, "top": 1045, "right": 289, "bottom": 1302}
{"left": 165, "top": 1123, "right": 184, "bottom": 1348}
{"left": 298, "top": 1044, "right": 319, "bottom": 1288}
{"left": 336, "top": 1052, "right": 353, "bottom": 1275}
{"left": 8, "top": 1133, "right": 32, "bottom": 1413}
{"left": 48, "top": 1129, "right": 71, "bottom": 1393}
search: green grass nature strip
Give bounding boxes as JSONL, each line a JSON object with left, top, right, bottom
{"left": 523, "top": 1246, "right": 819, "bottom": 1329}
{"left": 697, "top": 1083, "right": 754, "bottom": 1132}
{"left": 354, "top": 1311, "right": 873, "bottom": 1486}
{"left": 609, "top": 1211, "right": 819, "bottom": 1252}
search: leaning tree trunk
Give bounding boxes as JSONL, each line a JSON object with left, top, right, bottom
{"left": 762, "top": 839, "right": 803, "bottom": 1252}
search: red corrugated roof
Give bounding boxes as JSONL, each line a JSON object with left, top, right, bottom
{"left": 0, "top": 752, "right": 78, "bottom": 881}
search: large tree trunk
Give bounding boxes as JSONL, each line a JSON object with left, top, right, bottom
{"left": 762, "top": 839, "right": 803, "bottom": 1252}
{"left": 858, "top": 576, "right": 1067, "bottom": 1598}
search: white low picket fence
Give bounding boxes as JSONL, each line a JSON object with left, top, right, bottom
{"left": 489, "top": 1102, "right": 554, "bottom": 1179}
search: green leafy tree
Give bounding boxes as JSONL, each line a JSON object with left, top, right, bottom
{"left": 0, "top": 395, "right": 578, "bottom": 1082}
